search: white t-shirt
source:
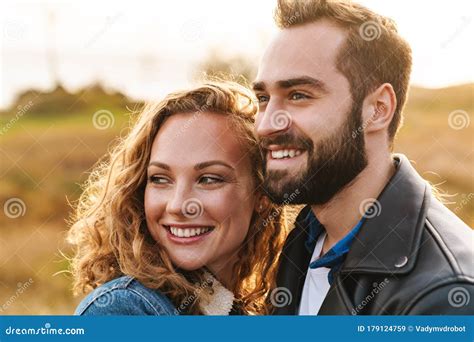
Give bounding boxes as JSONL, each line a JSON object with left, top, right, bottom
{"left": 298, "top": 232, "right": 331, "bottom": 315}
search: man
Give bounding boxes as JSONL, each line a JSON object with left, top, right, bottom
{"left": 253, "top": 0, "right": 473, "bottom": 314}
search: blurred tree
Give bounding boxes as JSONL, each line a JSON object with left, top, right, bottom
{"left": 193, "top": 49, "right": 257, "bottom": 86}
{"left": 0, "top": 83, "right": 141, "bottom": 118}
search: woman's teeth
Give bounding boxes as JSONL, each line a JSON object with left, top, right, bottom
{"left": 168, "top": 226, "right": 212, "bottom": 238}
{"left": 271, "top": 149, "right": 303, "bottom": 159}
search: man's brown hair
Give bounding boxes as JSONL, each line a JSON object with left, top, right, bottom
{"left": 274, "top": 0, "right": 412, "bottom": 142}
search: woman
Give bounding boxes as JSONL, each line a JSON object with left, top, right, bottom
{"left": 68, "top": 81, "right": 287, "bottom": 315}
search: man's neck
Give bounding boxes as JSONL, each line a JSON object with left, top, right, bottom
{"left": 312, "top": 153, "right": 396, "bottom": 254}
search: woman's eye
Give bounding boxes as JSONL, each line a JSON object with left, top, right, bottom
{"left": 256, "top": 94, "right": 269, "bottom": 104}
{"left": 290, "top": 92, "right": 309, "bottom": 100}
{"left": 148, "top": 175, "right": 170, "bottom": 185}
{"left": 199, "top": 176, "right": 224, "bottom": 185}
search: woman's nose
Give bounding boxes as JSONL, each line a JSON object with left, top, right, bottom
{"left": 166, "top": 187, "right": 203, "bottom": 219}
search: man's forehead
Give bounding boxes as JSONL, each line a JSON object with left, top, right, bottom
{"left": 256, "top": 21, "right": 347, "bottom": 84}
{"left": 273, "top": 19, "right": 348, "bottom": 46}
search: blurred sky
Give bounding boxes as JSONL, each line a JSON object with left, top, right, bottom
{"left": 0, "top": 0, "right": 473, "bottom": 109}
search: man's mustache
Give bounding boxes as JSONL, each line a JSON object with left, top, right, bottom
{"left": 258, "top": 132, "right": 314, "bottom": 151}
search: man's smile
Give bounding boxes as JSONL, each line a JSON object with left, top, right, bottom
{"left": 266, "top": 145, "right": 307, "bottom": 169}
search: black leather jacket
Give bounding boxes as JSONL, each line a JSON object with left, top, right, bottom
{"left": 272, "top": 154, "right": 474, "bottom": 315}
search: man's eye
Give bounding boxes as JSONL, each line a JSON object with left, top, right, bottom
{"left": 149, "top": 176, "right": 169, "bottom": 184}
{"left": 199, "top": 176, "right": 224, "bottom": 185}
{"left": 290, "top": 92, "right": 309, "bottom": 100}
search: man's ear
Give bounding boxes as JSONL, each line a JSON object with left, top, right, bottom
{"left": 361, "top": 83, "right": 397, "bottom": 134}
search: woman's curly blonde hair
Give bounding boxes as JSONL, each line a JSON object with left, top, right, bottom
{"left": 67, "top": 81, "right": 287, "bottom": 315}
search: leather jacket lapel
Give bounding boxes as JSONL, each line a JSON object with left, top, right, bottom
{"left": 273, "top": 207, "right": 313, "bottom": 314}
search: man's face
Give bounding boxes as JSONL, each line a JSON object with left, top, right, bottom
{"left": 254, "top": 20, "right": 368, "bottom": 205}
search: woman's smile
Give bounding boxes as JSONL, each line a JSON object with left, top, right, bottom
{"left": 162, "top": 223, "right": 216, "bottom": 244}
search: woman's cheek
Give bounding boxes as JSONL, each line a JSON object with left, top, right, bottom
{"left": 205, "top": 187, "right": 254, "bottom": 238}
{"left": 201, "top": 189, "right": 238, "bottom": 219}
{"left": 145, "top": 185, "right": 166, "bottom": 209}
{"left": 144, "top": 189, "right": 164, "bottom": 238}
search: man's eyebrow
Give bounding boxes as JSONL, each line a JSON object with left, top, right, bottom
{"left": 194, "top": 160, "right": 234, "bottom": 171}
{"left": 251, "top": 81, "right": 266, "bottom": 92}
{"left": 252, "top": 76, "right": 328, "bottom": 93}
{"left": 276, "top": 76, "right": 328, "bottom": 92}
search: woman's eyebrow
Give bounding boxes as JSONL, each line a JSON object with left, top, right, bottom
{"left": 148, "top": 161, "right": 170, "bottom": 170}
{"left": 194, "top": 160, "right": 235, "bottom": 171}
{"left": 148, "top": 160, "right": 235, "bottom": 171}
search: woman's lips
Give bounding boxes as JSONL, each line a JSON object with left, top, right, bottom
{"left": 162, "top": 224, "right": 215, "bottom": 244}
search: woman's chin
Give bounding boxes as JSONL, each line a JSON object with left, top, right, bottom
{"left": 169, "top": 254, "right": 207, "bottom": 271}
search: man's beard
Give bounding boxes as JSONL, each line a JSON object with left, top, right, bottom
{"left": 260, "top": 102, "right": 368, "bottom": 205}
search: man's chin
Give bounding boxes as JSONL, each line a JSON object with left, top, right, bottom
{"left": 263, "top": 179, "right": 336, "bottom": 206}
{"left": 263, "top": 175, "right": 305, "bottom": 204}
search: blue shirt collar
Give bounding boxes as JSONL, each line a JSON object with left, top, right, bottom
{"left": 303, "top": 207, "right": 365, "bottom": 284}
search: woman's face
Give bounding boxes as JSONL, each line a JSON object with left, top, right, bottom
{"left": 144, "top": 112, "right": 257, "bottom": 274}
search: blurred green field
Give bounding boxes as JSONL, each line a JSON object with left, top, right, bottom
{"left": 0, "top": 83, "right": 472, "bottom": 314}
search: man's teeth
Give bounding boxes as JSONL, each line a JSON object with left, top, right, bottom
{"left": 169, "top": 226, "right": 212, "bottom": 238}
{"left": 271, "top": 149, "right": 303, "bottom": 159}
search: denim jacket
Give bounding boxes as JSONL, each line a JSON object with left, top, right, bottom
{"left": 75, "top": 276, "right": 178, "bottom": 315}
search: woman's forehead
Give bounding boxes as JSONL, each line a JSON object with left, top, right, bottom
{"left": 149, "top": 112, "right": 250, "bottom": 170}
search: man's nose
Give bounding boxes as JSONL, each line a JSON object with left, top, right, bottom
{"left": 256, "top": 104, "right": 292, "bottom": 137}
